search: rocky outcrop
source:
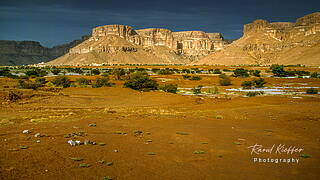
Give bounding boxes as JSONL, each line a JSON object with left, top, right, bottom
{"left": 68, "top": 24, "right": 226, "bottom": 59}
{"left": 0, "top": 36, "right": 88, "bottom": 66}
{"left": 195, "top": 12, "right": 320, "bottom": 65}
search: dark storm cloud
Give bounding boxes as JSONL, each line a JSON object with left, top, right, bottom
{"left": 0, "top": 0, "right": 319, "bottom": 47}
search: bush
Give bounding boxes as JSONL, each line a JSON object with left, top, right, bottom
{"left": 51, "top": 76, "right": 71, "bottom": 88}
{"left": 160, "top": 84, "right": 178, "bottom": 93}
{"left": 206, "top": 86, "right": 219, "bottom": 94}
{"left": 91, "top": 69, "right": 100, "bottom": 75}
{"left": 18, "top": 80, "right": 40, "bottom": 90}
{"left": 270, "top": 64, "right": 286, "bottom": 77}
{"left": 306, "top": 88, "right": 318, "bottom": 94}
{"left": 76, "top": 78, "right": 90, "bottom": 86}
{"left": 124, "top": 72, "right": 158, "bottom": 91}
{"left": 35, "top": 77, "right": 47, "bottom": 85}
{"left": 182, "top": 75, "right": 191, "bottom": 80}
{"left": 92, "top": 77, "right": 113, "bottom": 88}
{"left": 246, "top": 91, "right": 264, "bottom": 97}
{"left": 213, "top": 69, "right": 221, "bottom": 74}
{"left": 112, "top": 68, "right": 126, "bottom": 80}
{"left": 25, "top": 70, "right": 39, "bottom": 77}
{"left": 51, "top": 69, "right": 61, "bottom": 75}
{"left": 158, "top": 68, "right": 174, "bottom": 75}
{"left": 190, "top": 76, "right": 201, "bottom": 80}
{"left": 218, "top": 73, "right": 227, "bottom": 78}
{"left": 233, "top": 68, "right": 249, "bottom": 77}
{"left": 310, "top": 72, "right": 319, "bottom": 78}
{"left": 253, "top": 78, "right": 266, "bottom": 88}
{"left": 241, "top": 81, "right": 253, "bottom": 89}
{"left": 219, "top": 76, "right": 231, "bottom": 86}
{"left": 192, "top": 85, "right": 203, "bottom": 94}
{"left": 250, "top": 70, "right": 261, "bottom": 77}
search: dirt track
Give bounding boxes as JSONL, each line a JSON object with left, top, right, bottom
{"left": 1, "top": 87, "right": 319, "bottom": 179}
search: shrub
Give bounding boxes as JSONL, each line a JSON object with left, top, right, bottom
{"left": 190, "top": 76, "right": 201, "bottom": 80}
{"left": 159, "top": 84, "right": 178, "bottom": 93}
{"left": 192, "top": 85, "right": 203, "bottom": 94}
{"left": 25, "top": 70, "right": 39, "bottom": 77}
{"left": 158, "top": 68, "right": 174, "bottom": 75}
{"left": 306, "top": 88, "right": 318, "bottom": 94}
{"left": 246, "top": 91, "right": 264, "bottom": 97}
{"left": 241, "top": 81, "right": 253, "bottom": 89}
{"left": 270, "top": 64, "right": 286, "bottom": 77}
{"left": 206, "top": 86, "right": 219, "bottom": 94}
{"left": 253, "top": 78, "right": 266, "bottom": 88}
{"left": 92, "top": 77, "right": 113, "bottom": 88}
{"left": 124, "top": 72, "right": 158, "bottom": 91}
{"left": 250, "top": 70, "right": 261, "bottom": 77}
{"left": 51, "top": 69, "right": 61, "bottom": 75}
{"left": 182, "top": 75, "right": 191, "bottom": 80}
{"left": 18, "top": 80, "right": 40, "bottom": 90}
{"left": 213, "top": 69, "right": 222, "bottom": 74}
{"left": 112, "top": 68, "right": 126, "bottom": 80}
{"left": 233, "top": 68, "right": 249, "bottom": 77}
{"left": 35, "top": 77, "right": 47, "bottom": 85}
{"left": 310, "top": 72, "right": 319, "bottom": 78}
{"left": 91, "top": 69, "right": 100, "bottom": 75}
{"left": 51, "top": 76, "right": 71, "bottom": 88}
{"left": 76, "top": 78, "right": 90, "bottom": 86}
{"left": 219, "top": 76, "right": 231, "bottom": 86}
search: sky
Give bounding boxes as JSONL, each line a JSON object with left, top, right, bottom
{"left": 0, "top": 0, "right": 319, "bottom": 47}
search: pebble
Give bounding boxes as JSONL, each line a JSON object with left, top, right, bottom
{"left": 34, "top": 133, "right": 41, "bottom": 138}
{"left": 22, "top": 130, "right": 29, "bottom": 134}
{"left": 68, "top": 140, "right": 81, "bottom": 146}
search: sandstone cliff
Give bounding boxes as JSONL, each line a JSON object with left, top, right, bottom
{"left": 48, "top": 25, "right": 226, "bottom": 65}
{"left": 0, "top": 36, "right": 88, "bottom": 66}
{"left": 195, "top": 12, "right": 320, "bottom": 66}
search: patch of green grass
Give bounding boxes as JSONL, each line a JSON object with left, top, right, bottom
{"left": 19, "top": 146, "right": 28, "bottom": 149}
{"left": 176, "top": 132, "right": 189, "bottom": 135}
{"left": 79, "top": 163, "right": 91, "bottom": 168}
{"left": 70, "top": 157, "right": 84, "bottom": 161}
{"left": 300, "top": 154, "right": 311, "bottom": 158}
{"left": 216, "top": 115, "right": 223, "bottom": 119}
{"left": 234, "top": 142, "right": 242, "bottom": 145}
{"left": 147, "top": 152, "right": 156, "bottom": 155}
{"left": 98, "top": 142, "right": 106, "bottom": 146}
{"left": 193, "top": 150, "right": 205, "bottom": 154}
{"left": 98, "top": 160, "right": 106, "bottom": 164}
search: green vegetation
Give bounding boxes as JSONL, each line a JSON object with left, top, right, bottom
{"left": 192, "top": 85, "right": 203, "bottom": 94}
{"left": 91, "top": 69, "right": 100, "bottom": 75}
{"left": 76, "top": 78, "right": 90, "bottom": 86}
{"left": 92, "top": 77, "right": 113, "bottom": 88}
{"left": 124, "top": 72, "right": 158, "bottom": 91}
{"left": 241, "top": 81, "right": 253, "bottom": 89}
{"left": 159, "top": 84, "right": 178, "bottom": 93}
{"left": 246, "top": 91, "right": 264, "bottom": 97}
{"left": 253, "top": 78, "right": 266, "bottom": 88}
{"left": 51, "top": 76, "right": 71, "bottom": 88}
{"left": 18, "top": 80, "right": 40, "bottom": 90}
{"left": 158, "top": 68, "right": 174, "bottom": 75}
{"left": 190, "top": 76, "right": 201, "bottom": 80}
{"left": 306, "top": 88, "right": 318, "bottom": 94}
{"left": 219, "top": 75, "right": 231, "bottom": 86}
{"left": 112, "top": 68, "right": 126, "bottom": 80}
{"left": 233, "top": 68, "right": 249, "bottom": 77}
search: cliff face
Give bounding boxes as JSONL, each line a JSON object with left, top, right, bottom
{"left": 62, "top": 24, "right": 226, "bottom": 65}
{"left": 0, "top": 36, "right": 88, "bottom": 66}
{"left": 195, "top": 12, "right": 320, "bottom": 65}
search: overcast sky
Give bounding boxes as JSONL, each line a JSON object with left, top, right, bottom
{"left": 0, "top": 0, "right": 319, "bottom": 47}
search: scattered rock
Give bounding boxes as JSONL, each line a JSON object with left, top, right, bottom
{"left": 34, "top": 133, "right": 41, "bottom": 138}
{"left": 22, "top": 130, "right": 29, "bottom": 134}
{"left": 98, "top": 142, "right": 106, "bottom": 146}
{"left": 36, "top": 140, "right": 41, "bottom": 143}
{"left": 216, "top": 115, "right": 223, "bottom": 119}
{"left": 147, "top": 152, "right": 156, "bottom": 155}
{"left": 68, "top": 140, "right": 81, "bottom": 146}
{"left": 84, "top": 139, "right": 96, "bottom": 145}
{"left": 89, "top": 123, "right": 96, "bottom": 127}
{"left": 103, "top": 176, "right": 113, "bottom": 180}
{"left": 106, "top": 162, "right": 113, "bottom": 166}
{"left": 98, "top": 160, "right": 106, "bottom": 164}
{"left": 8, "top": 148, "right": 19, "bottom": 151}
{"left": 113, "top": 149, "right": 118, "bottom": 153}
{"left": 114, "top": 131, "right": 127, "bottom": 135}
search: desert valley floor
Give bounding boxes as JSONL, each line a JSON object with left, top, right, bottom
{"left": 0, "top": 66, "right": 320, "bottom": 180}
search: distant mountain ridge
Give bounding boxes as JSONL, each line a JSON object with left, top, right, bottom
{"left": 0, "top": 36, "right": 89, "bottom": 66}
